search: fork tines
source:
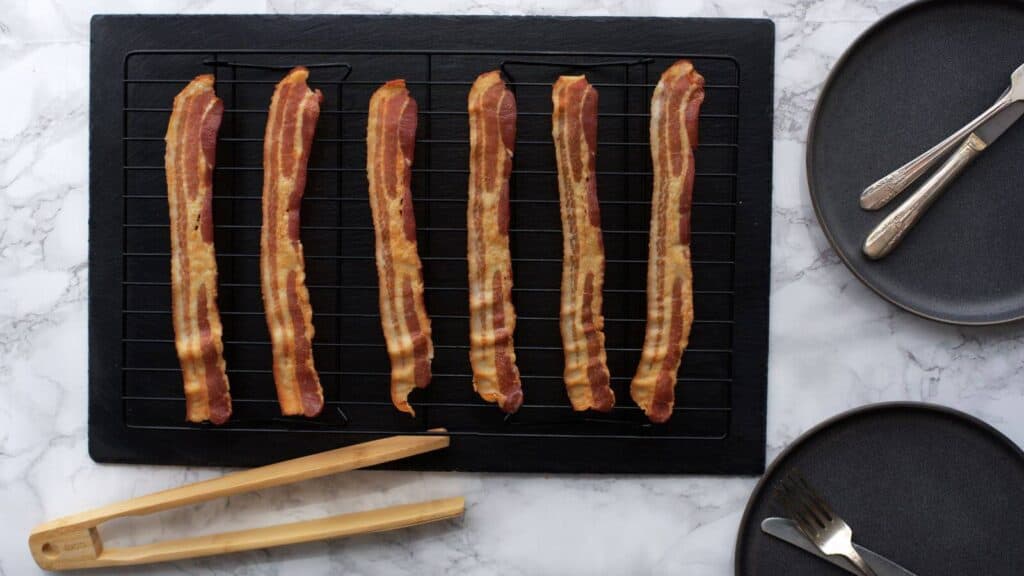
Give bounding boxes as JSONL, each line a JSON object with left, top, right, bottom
{"left": 773, "top": 469, "right": 835, "bottom": 534}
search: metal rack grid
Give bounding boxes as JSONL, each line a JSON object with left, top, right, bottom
{"left": 117, "top": 47, "right": 742, "bottom": 450}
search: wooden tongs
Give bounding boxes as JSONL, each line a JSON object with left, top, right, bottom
{"left": 29, "top": 432, "right": 462, "bottom": 571}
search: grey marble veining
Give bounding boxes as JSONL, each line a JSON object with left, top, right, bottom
{"left": 1, "top": 1, "right": 1020, "bottom": 574}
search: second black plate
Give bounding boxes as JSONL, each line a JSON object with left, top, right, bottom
{"left": 808, "top": 0, "right": 1024, "bottom": 324}
{"left": 735, "top": 402, "right": 1024, "bottom": 575}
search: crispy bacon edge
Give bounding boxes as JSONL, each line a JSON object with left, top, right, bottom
{"left": 260, "top": 67, "right": 324, "bottom": 417}
{"left": 367, "top": 79, "right": 434, "bottom": 416}
{"left": 630, "top": 60, "right": 705, "bottom": 424}
{"left": 467, "top": 71, "right": 524, "bottom": 414}
{"left": 552, "top": 75, "right": 615, "bottom": 413}
{"left": 165, "top": 74, "right": 232, "bottom": 424}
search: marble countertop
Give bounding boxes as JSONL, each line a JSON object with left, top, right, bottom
{"left": 2, "top": 0, "right": 1021, "bottom": 574}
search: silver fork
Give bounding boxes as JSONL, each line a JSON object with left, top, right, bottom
{"left": 773, "top": 471, "right": 879, "bottom": 576}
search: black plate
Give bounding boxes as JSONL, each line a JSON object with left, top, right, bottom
{"left": 808, "top": 0, "right": 1024, "bottom": 324}
{"left": 735, "top": 403, "right": 1024, "bottom": 575}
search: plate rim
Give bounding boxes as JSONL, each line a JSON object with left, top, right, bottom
{"left": 732, "top": 400, "right": 1024, "bottom": 575}
{"left": 805, "top": 0, "right": 1024, "bottom": 325}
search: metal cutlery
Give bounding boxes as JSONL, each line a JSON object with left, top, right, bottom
{"left": 863, "top": 100, "right": 1024, "bottom": 259}
{"left": 761, "top": 517, "right": 918, "bottom": 576}
{"left": 773, "top": 470, "right": 879, "bottom": 576}
{"left": 860, "top": 62, "right": 1024, "bottom": 210}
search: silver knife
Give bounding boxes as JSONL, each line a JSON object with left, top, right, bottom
{"left": 862, "top": 100, "right": 1024, "bottom": 260}
{"left": 761, "top": 517, "right": 918, "bottom": 576}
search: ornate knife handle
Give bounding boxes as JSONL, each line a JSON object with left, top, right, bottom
{"left": 860, "top": 92, "right": 1011, "bottom": 210}
{"left": 862, "top": 134, "right": 987, "bottom": 260}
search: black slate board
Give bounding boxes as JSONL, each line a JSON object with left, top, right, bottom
{"left": 735, "top": 403, "right": 1024, "bottom": 575}
{"left": 89, "top": 15, "right": 774, "bottom": 472}
{"left": 808, "top": 0, "right": 1024, "bottom": 324}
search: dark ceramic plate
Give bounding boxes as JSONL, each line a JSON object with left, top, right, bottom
{"left": 734, "top": 403, "right": 1024, "bottom": 575}
{"left": 808, "top": 0, "right": 1024, "bottom": 324}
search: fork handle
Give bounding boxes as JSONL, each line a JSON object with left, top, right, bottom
{"left": 859, "top": 91, "right": 1010, "bottom": 210}
{"left": 844, "top": 548, "right": 880, "bottom": 576}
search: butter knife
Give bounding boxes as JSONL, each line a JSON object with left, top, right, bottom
{"left": 760, "top": 517, "right": 918, "bottom": 576}
{"left": 862, "top": 100, "right": 1024, "bottom": 260}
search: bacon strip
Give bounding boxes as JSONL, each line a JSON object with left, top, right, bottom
{"left": 552, "top": 75, "right": 615, "bottom": 412}
{"left": 165, "top": 75, "right": 231, "bottom": 424}
{"left": 367, "top": 79, "right": 434, "bottom": 415}
{"left": 260, "top": 67, "right": 324, "bottom": 417}
{"left": 631, "top": 60, "right": 705, "bottom": 423}
{"left": 467, "top": 71, "right": 523, "bottom": 413}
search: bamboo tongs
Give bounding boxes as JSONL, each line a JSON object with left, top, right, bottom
{"left": 29, "top": 432, "right": 463, "bottom": 571}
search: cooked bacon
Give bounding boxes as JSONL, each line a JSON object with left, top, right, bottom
{"left": 552, "top": 75, "right": 615, "bottom": 412}
{"left": 367, "top": 79, "right": 434, "bottom": 415}
{"left": 165, "top": 74, "right": 231, "bottom": 424}
{"left": 631, "top": 60, "right": 705, "bottom": 423}
{"left": 260, "top": 67, "right": 324, "bottom": 417}
{"left": 467, "top": 71, "right": 523, "bottom": 414}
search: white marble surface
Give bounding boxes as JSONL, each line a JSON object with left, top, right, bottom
{"left": 1, "top": 0, "right": 1021, "bottom": 574}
